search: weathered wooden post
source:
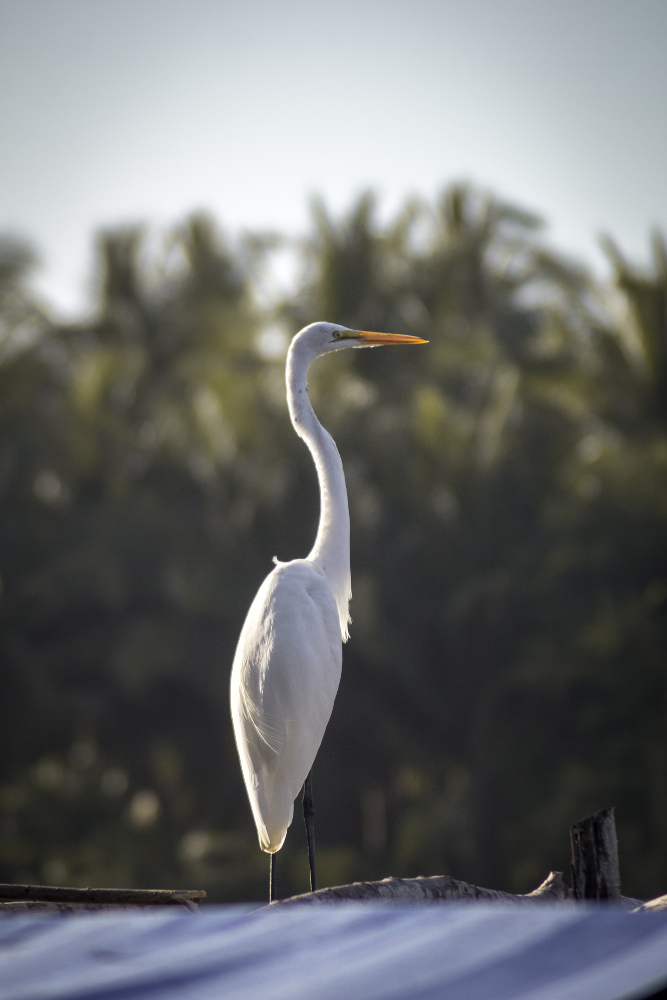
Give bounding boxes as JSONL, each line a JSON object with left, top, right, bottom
{"left": 570, "top": 806, "right": 621, "bottom": 901}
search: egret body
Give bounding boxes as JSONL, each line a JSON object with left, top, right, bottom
{"left": 230, "top": 322, "right": 426, "bottom": 899}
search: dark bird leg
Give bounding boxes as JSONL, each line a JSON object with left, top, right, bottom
{"left": 269, "top": 852, "right": 276, "bottom": 903}
{"left": 303, "top": 770, "right": 317, "bottom": 892}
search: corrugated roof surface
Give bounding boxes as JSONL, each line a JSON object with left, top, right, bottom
{"left": 1, "top": 903, "right": 667, "bottom": 1000}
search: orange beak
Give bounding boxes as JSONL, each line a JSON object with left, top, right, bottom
{"left": 353, "top": 330, "right": 428, "bottom": 345}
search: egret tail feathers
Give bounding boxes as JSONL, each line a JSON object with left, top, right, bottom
{"left": 247, "top": 767, "right": 294, "bottom": 853}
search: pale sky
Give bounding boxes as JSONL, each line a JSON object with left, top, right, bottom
{"left": 1, "top": 0, "right": 665, "bottom": 316}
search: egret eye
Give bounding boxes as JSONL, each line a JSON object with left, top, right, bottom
{"left": 332, "top": 331, "right": 341, "bottom": 340}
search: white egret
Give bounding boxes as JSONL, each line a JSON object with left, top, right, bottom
{"left": 230, "top": 322, "right": 427, "bottom": 900}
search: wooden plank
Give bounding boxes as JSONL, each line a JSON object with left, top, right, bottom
{"left": 0, "top": 884, "right": 205, "bottom": 906}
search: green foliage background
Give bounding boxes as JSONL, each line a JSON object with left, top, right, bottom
{"left": 1, "top": 186, "right": 665, "bottom": 901}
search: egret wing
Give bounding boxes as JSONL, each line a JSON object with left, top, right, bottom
{"left": 230, "top": 559, "right": 342, "bottom": 851}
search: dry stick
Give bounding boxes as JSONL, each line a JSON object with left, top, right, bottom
{"left": 270, "top": 870, "right": 571, "bottom": 907}
{"left": 632, "top": 894, "right": 667, "bottom": 913}
{"left": 270, "top": 872, "right": 645, "bottom": 909}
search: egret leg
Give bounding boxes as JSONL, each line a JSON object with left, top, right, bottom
{"left": 269, "top": 852, "right": 276, "bottom": 903}
{"left": 303, "top": 770, "right": 317, "bottom": 892}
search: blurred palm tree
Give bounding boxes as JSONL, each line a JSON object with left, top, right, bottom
{"left": 0, "top": 190, "right": 665, "bottom": 901}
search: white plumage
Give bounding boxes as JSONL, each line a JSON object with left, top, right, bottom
{"left": 230, "top": 322, "right": 426, "bottom": 866}
{"left": 231, "top": 559, "right": 341, "bottom": 851}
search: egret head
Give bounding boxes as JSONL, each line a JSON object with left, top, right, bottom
{"left": 291, "top": 322, "right": 427, "bottom": 359}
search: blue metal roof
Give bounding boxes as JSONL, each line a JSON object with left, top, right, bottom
{"left": 1, "top": 903, "right": 667, "bottom": 1000}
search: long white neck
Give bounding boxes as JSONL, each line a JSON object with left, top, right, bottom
{"left": 286, "top": 341, "right": 351, "bottom": 641}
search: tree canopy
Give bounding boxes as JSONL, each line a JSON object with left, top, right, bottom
{"left": 0, "top": 186, "right": 665, "bottom": 901}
